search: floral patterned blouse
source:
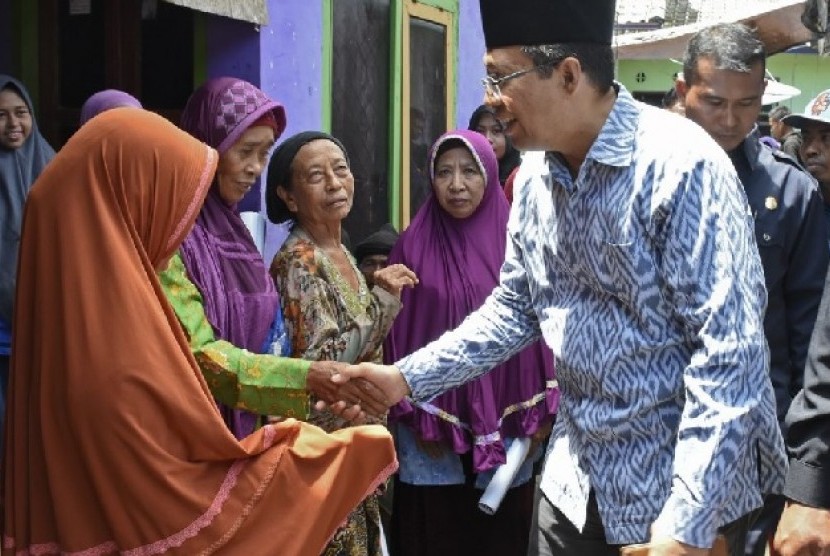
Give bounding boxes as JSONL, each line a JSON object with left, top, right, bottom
{"left": 270, "top": 227, "right": 401, "bottom": 556}
{"left": 270, "top": 227, "right": 401, "bottom": 430}
{"left": 160, "top": 252, "right": 310, "bottom": 419}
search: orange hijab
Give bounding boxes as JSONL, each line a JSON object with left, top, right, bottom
{"left": 3, "top": 108, "right": 396, "bottom": 555}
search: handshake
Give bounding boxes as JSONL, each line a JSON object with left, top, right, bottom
{"left": 304, "top": 360, "right": 412, "bottom": 422}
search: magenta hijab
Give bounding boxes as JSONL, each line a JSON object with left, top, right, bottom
{"left": 178, "top": 77, "right": 286, "bottom": 439}
{"left": 79, "top": 89, "right": 142, "bottom": 126}
{"left": 386, "top": 129, "right": 558, "bottom": 472}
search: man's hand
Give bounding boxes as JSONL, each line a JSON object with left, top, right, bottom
{"left": 649, "top": 540, "right": 709, "bottom": 556}
{"left": 621, "top": 540, "right": 710, "bottom": 556}
{"left": 306, "top": 361, "right": 387, "bottom": 421}
{"left": 771, "top": 501, "right": 830, "bottom": 556}
{"left": 373, "top": 264, "right": 418, "bottom": 298}
{"left": 330, "top": 362, "right": 411, "bottom": 407}
{"left": 642, "top": 521, "right": 713, "bottom": 556}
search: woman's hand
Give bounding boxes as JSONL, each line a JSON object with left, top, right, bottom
{"left": 373, "top": 264, "right": 418, "bottom": 298}
{"left": 306, "top": 361, "right": 389, "bottom": 418}
{"left": 526, "top": 420, "right": 553, "bottom": 462}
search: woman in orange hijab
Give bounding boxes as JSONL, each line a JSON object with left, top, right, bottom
{"left": 2, "top": 108, "right": 396, "bottom": 555}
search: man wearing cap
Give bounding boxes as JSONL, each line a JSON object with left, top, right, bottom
{"left": 783, "top": 91, "right": 830, "bottom": 246}
{"left": 768, "top": 91, "right": 830, "bottom": 556}
{"left": 353, "top": 223, "right": 399, "bottom": 289}
{"left": 333, "top": 1, "right": 786, "bottom": 554}
{"left": 768, "top": 105, "right": 803, "bottom": 163}
{"left": 676, "top": 24, "right": 828, "bottom": 556}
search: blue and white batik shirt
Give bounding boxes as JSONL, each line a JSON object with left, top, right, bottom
{"left": 398, "top": 84, "right": 787, "bottom": 548}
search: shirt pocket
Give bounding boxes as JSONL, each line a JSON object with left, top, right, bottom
{"left": 591, "top": 238, "right": 667, "bottom": 324}
{"left": 754, "top": 221, "right": 785, "bottom": 289}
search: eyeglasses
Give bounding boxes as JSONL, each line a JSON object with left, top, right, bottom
{"left": 481, "top": 63, "right": 552, "bottom": 101}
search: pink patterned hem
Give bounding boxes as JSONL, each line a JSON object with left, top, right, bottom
{"left": 5, "top": 458, "right": 248, "bottom": 556}
{"left": 319, "top": 459, "right": 400, "bottom": 552}
{"left": 166, "top": 145, "right": 217, "bottom": 253}
{"left": 198, "top": 424, "right": 293, "bottom": 555}
{"left": 261, "top": 421, "right": 277, "bottom": 449}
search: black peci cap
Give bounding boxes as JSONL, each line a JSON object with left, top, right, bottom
{"left": 479, "top": 0, "right": 617, "bottom": 49}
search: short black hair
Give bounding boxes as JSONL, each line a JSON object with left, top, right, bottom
{"left": 768, "top": 105, "right": 792, "bottom": 121}
{"left": 683, "top": 23, "right": 765, "bottom": 86}
{"left": 662, "top": 87, "right": 680, "bottom": 108}
{"left": 520, "top": 43, "right": 615, "bottom": 93}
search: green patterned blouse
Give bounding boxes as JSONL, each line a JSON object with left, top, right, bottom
{"left": 159, "top": 252, "right": 310, "bottom": 419}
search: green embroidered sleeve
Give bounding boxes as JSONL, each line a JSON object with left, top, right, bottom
{"left": 159, "top": 253, "right": 310, "bottom": 419}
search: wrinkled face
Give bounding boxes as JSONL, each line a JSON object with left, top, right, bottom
{"left": 483, "top": 47, "right": 559, "bottom": 151}
{"left": 474, "top": 112, "right": 507, "bottom": 160}
{"left": 0, "top": 87, "right": 33, "bottom": 150}
{"left": 800, "top": 122, "right": 830, "bottom": 184}
{"left": 217, "top": 125, "right": 275, "bottom": 205}
{"left": 680, "top": 58, "right": 765, "bottom": 152}
{"left": 279, "top": 139, "right": 354, "bottom": 226}
{"left": 432, "top": 145, "right": 486, "bottom": 219}
{"left": 358, "top": 254, "right": 388, "bottom": 288}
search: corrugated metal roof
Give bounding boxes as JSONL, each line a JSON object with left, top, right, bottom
{"left": 616, "top": 0, "right": 804, "bottom": 31}
{"left": 614, "top": 0, "right": 813, "bottom": 58}
{"left": 161, "top": 0, "right": 267, "bottom": 25}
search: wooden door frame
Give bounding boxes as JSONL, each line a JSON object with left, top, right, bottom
{"left": 400, "top": 1, "right": 455, "bottom": 227}
{"left": 37, "top": 0, "right": 141, "bottom": 146}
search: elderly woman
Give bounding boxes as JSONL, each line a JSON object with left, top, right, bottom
{"left": 4, "top": 107, "right": 396, "bottom": 555}
{"left": 385, "top": 130, "right": 558, "bottom": 556}
{"left": 267, "top": 131, "right": 418, "bottom": 556}
{"left": 0, "top": 75, "right": 55, "bottom": 446}
{"left": 159, "top": 79, "right": 382, "bottom": 440}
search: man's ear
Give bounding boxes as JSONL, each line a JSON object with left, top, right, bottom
{"left": 276, "top": 185, "right": 298, "bottom": 213}
{"left": 675, "top": 76, "right": 688, "bottom": 100}
{"left": 559, "top": 57, "right": 581, "bottom": 91}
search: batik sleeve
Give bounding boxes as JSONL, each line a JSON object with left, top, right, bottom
{"left": 159, "top": 253, "right": 310, "bottom": 419}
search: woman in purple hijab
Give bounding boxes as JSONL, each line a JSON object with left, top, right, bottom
{"left": 386, "top": 130, "right": 559, "bottom": 556}
{"left": 79, "top": 89, "right": 142, "bottom": 126}
{"left": 157, "top": 77, "right": 375, "bottom": 440}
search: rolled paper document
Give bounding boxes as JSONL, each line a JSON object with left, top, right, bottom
{"left": 478, "top": 437, "right": 532, "bottom": 515}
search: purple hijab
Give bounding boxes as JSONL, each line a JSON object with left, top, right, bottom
{"left": 386, "top": 130, "right": 559, "bottom": 473}
{"left": 79, "top": 89, "right": 142, "bottom": 126}
{"left": 178, "top": 77, "right": 287, "bottom": 439}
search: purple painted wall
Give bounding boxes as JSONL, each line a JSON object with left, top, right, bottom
{"left": 206, "top": 17, "right": 261, "bottom": 83}
{"left": 259, "top": 0, "right": 325, "bottom": 138}
{"left": 205, "top": 16, "right": 263, "bottom": 213}
{"left": 259, "top": 0, "right": 325, "bottom": 262}
{"left": 201, "top": 0, "right": 483, "bottom": 260}
{"left": 456, "top": 0, "right": 486, "bottom": 128}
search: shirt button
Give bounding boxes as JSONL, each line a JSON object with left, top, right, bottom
{"left": 763, "top": 233, "right": 771, "bottom": 242}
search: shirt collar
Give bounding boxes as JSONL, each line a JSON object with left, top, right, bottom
{"left": 544, "top": 83, "right": 638, "bottom": 171}
{"left": 581, "top": 82, "right": 638, "bottom": 168}
{"left": 737, "top": 125, "right": 762, "bottom": 171}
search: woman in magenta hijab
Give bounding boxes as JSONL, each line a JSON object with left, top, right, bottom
{"left": 157, "top": 77, "right": 368, "bottom": 440}
{"left": 386, "top": 129, "right": 559, "bottom": 556}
